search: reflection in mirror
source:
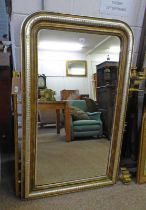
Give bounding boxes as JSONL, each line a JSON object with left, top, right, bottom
{"left": 66, "top": 60, "right": 87, "bottom": 76}
{"left": 36, "top": 29, "right": 120, "bottom": 185}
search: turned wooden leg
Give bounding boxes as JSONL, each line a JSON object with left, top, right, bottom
{"left": 65, "top": 104, "right": 71, "bottom": 142}
{"left": 56, "top": 109, "right": 60, "bottom": 134}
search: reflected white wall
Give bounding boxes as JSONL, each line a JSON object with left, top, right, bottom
{"left": 38, "top": 49, "right": 88, "bottom": 100}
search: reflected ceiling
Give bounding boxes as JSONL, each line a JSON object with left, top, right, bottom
{"left": 38, "top": 29, "right": 120, "bottom": 54}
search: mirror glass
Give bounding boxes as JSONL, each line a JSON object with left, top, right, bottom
{"left": 36, "top": 29, "right": 120, "bottom": 185}
{"left": 66, "top": 60, "right": 87, "bottom": 76}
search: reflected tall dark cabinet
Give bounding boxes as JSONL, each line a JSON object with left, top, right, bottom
{"left": 96, "top": 61, "right": 118, "bottom": 139}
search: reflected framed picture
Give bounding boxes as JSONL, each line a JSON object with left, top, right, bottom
{"left": 66, "top": 60, "right": 87, "bottom": 76}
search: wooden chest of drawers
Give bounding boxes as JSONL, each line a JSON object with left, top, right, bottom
{"left": 60, "top": 89, "right": 80, "bottom": 100}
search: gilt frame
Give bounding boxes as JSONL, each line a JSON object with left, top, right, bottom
{"left": 21, "top": 11, "right": 133, "bottom": 199}
{"left": 137, "top": 108, "right": 146, "bottom": 183}
{"left": 66, "top": 60, "right": 87, "bottom": 76}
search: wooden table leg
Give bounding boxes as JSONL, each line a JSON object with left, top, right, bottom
{"left": 65, "top": 104, "right": 71, "bottom": 142}
{"left": 56, "top": 109, "right": 60, "bottom": 134}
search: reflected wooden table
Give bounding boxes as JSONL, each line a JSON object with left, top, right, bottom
{"left": 38, "top": 101, "right": 71, "bottom": 142}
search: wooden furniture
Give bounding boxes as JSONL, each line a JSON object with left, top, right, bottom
{"left": 135, "top": 8, "right": 146, "bottom": 179}
{"left": 38, "top": 101, "right": 71, "bottom": 142}
{"left": 0, "top": 58, "right": 12, "bottom": 141}
{"left": 96, "top": 61, "right": 118, "bottom": 139}
{"left": 121, "top": 8, "right": 146, "bottom": 164}
{"left": 92, "top": 73, "right": 97, "bottom": 101}
{"left": 60, "top": 89, "right": 80, "bottom": 100}
{"left": 12, "top": 94, "right": 22, "bottom": 196}
{"left": 0, "top": 56, "right": 12, "bottom": 184}
{"left": 137, "top": 108, "right": 146, "bottom": 183}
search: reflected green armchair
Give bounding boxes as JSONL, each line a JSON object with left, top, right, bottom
{"left": 67, "top": 100, "right": 103, "bottom": 140}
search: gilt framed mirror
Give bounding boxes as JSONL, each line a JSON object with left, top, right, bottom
{"left": 21, "top": 12, "right": 133, "bottom": 199}
{"left": 66, "top": 60, "right": 87, "bottom": 76}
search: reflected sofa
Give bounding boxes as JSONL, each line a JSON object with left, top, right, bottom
{"left": 67, "top": 100, "right": 103, "bottom": 140}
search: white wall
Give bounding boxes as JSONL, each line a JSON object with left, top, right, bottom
{"left": 11, "top": 0, "right": 146, "bottom": 71}
{"left": 38, "top": 50, "right": 86, "bottom": 76}
{"left": 85, "top": 36, "right": 120, "bottom": 98}
{"left": 10, "top": 0, "right": 146, "bottom": 100}
{"left": 88, "top": 36, "right": 120, "bottom": 72}
{"left": 38, "top": 50, "right": 88, "bottom": 99}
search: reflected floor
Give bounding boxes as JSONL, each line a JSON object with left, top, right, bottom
{"left": 36, "top": 127, "right": 110, "bottom": 185}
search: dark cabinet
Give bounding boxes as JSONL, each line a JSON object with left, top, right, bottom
{"left": 0, "top": 52, "right": 12, "bottom": 157}
{"left": 60, "top": 89, "right": 80, "bottom": 100}
{"left": 96, "top": 61, "right": 118, "bottom": 139}
{"left": 0, "top": 66, "right": 12, "bottom": 139}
